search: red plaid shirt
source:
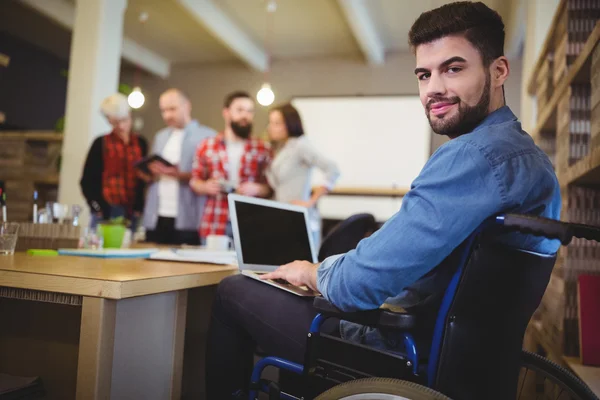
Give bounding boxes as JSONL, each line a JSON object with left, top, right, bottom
{"left": 102, "top": 132, "right": 143, "bottom": 213}
{"left": 192, "top": 134, "right": 271, "bottom": 237}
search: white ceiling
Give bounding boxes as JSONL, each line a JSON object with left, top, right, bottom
{"left": 121, "top": 0, "right": 509, "bottom": 62}
{"left": 123, "top": 0, "right": 235, "bottom": 63}
{"left": 369, "top": 0, "right": 507, "bottom": 52}
{"left": 217, "top": 0, "right": 361, "bottom": 60}
{"left": 6, "top": 0, "right": 517, "bottom": 74}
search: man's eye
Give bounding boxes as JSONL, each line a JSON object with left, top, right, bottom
{"left": 447, "top": 67, "right": 462, "bottom": 74}
{"left": 418, "top": 73, "right": 430, "bottom": 81}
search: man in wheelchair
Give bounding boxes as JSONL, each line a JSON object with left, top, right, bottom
{"left": 205, "top": 1, "right": 563, "bottom": 399}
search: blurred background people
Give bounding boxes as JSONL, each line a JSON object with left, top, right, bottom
{"left": 142, "top": 88, "right": 216, "bottom": 245}
{"left": 190, "top": 91, "right": 271, "bottom": 242}
{"left": 265, "top": 103, "right": 340, "bottom": 247}
{"left": 80, "top": 93, "right": 147, "bottom": 229}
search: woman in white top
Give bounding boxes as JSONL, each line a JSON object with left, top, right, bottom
{"left": 265, "top": 103, "right": 340, "bottom": 248}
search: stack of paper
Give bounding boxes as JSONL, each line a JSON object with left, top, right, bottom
{"left": 57, "top": 248, "right": 159, "bottom": 259}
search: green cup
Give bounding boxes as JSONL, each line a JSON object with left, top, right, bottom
{"left": 97, "top": 224, "right": 126, "bottom": 249}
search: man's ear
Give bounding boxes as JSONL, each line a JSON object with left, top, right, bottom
{"left": 491, "top": 56, "right": 510, "bottom": 88}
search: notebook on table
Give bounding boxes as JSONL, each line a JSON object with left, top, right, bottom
{"left": 57, "top": 248, "right": 159, "bottom": 258}
{"left": 228, "top": 194, "right": 320, "bottom": 297}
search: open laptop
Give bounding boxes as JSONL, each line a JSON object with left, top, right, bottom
{"left": 228, "top": 194, "right": 320, "bottom": 296}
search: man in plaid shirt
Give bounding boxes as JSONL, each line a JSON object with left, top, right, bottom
{"left": 190, "top": 91, "right": 272, "bottom": 240}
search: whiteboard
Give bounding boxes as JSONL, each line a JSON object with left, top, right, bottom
{"left": 291, "top": 96, "right": 431, "bottom": 221}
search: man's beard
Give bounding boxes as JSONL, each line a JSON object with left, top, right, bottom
{"left": 426, "top": 73, "right": 491, "bottom": 138}
{"left": 230, "top": 120, "right": 253, "bottom": 139}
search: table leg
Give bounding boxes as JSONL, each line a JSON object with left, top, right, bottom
{"left": 170, "top": 290, "right": 188, "bottom": 399}
{"left": 76, "top": 297, "right": 117, "bottom": 400}
{"left": 76, "top": 291, "right": 189, "bottom": 400}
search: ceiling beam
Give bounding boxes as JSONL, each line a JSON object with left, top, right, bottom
{"left": 19, "top": 0, "right": 171, "bottom": 78}
{"left": 337, "top": 0, "right": 385, "bottom": 65}
{"left": 176, "top": 0, "right": 268, "bottom": 72}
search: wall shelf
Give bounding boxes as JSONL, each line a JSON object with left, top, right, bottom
{"left": 526, "top": 0, "right": 600, "bottom": 362}
{"left": 562, "top": 143, "right": 600, "bottom": 187}
{"left": 531, "top": 21, "right": 600, "bottom": 141}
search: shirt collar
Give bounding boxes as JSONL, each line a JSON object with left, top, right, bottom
{"left": 476, "top": 106, "right": 517, "bottom": 130}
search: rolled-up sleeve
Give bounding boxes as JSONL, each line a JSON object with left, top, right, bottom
{"left": 315, "top": 141, "right": 505, "bottom": 312}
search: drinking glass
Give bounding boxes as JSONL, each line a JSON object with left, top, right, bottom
{"left": 0, "top": 222, "right": 19, "bottom": 255}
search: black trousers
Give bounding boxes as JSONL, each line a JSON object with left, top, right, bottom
{"left": 205, "top": 274, "right": 340, "bottom": 399}
{"left": 145, "top": 216, "right": 200, "bottom": 245}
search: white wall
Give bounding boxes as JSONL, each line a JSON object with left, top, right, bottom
{"left": 292, "top": 96, "right": 430, "bottom": 221}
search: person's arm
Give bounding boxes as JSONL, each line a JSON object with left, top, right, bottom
{"left": 133, "top": 136, "right": 149, "bottom": 214}
{"left": 80, "top": 137, "right": 111, "bottom": 218}
{"left": 189, "top": 139, "right": 221, "bottom": 196}
{"left": 296, "top": 139, "right": 340, "bottom": 207}
{"left": 148, "top": 163, "right": 191, "bottom": 182}
{"left": 237, "top": 142, "right": 273, "bottom": 198}
{"left": 264, "top": 141, "right": 506, "bottom": 312}
{"left": 176, "top": 171, "right": 192, "bottom": 182}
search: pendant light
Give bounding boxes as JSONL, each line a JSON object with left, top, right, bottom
{"left": 256, "top": 0, "right": 276, "bottom": 106}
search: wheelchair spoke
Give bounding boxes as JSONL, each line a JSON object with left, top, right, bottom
{"left": 518, "top": 367, "right": 530, "bottom": 399}
{"left": 554, "top": 387, "right": 565, "bottom": 400}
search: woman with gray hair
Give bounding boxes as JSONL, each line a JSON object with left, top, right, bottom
{"left": 80, "top": 93, "right": 148, "bottom": 228}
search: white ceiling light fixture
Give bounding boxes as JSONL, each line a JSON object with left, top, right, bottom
{"left": 128, "top": 86, "right": 145, "bottom": 109}
{"left": 256, "top": 83, "right": 275, "bottom": 107}
{"left": 256, "top": 0, "right": 277, "bottom": 107}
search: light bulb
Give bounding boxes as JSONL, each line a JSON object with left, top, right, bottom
{"left": 256, "top": 83, "right": 275, "bottom": 106}
{"left": 128, "top": 86, "right": 145, "bottom": 109}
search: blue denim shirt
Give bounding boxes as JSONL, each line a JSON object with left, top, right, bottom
{"left": 316, "top": 106, "right": 561, "bottom": 350}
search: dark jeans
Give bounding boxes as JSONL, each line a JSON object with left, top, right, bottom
{"left": 145, "top": 216, "right": 200, "bottom": 245}
{"left": 205, "top": 275, "right": 340, "bottom": 398}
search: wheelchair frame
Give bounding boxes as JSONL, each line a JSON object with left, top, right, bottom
{"left": 247, "top": 214, "right": 600, "bottom": 400}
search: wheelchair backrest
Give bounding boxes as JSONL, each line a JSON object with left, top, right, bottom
{"left": 428, "top": 235, "right": 557, "bottom": 399}
{"left": 318, "top": 213, "right": 378, "bottom": 261}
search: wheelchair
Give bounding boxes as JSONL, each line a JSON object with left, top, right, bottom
{"left": 248, "top": 214, "right": 600, "bottom": 400}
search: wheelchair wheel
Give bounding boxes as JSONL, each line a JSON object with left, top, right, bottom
{"left": 314, "top": 378, "right": 451, "bottom": 400}
{"left": 518, "top": 350, "right": 599, "bottom": 400}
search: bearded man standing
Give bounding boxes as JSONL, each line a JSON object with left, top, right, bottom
{"left": 190, "top": 91, "right": 272, "bottom": 242}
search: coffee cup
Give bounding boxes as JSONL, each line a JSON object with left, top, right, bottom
{"left": 205, "top": 235, "right": 232, "bottom": 251}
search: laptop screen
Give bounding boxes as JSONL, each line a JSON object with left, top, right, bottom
{"left": 233, "top": 200, "right": 314, "bottom": 266}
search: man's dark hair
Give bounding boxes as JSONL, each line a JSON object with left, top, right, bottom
{"left": 224, "top": 91, "right": 252, "bottom": 108}
{"left": 408, "top": 1, "right": 505, "bottom": 67}
{"left": 271, "top": 103, "right": 304, "bottom": 138}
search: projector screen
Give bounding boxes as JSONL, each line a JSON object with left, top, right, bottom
{"left": 291, "top": 96, "right": 431, "bottom": 222}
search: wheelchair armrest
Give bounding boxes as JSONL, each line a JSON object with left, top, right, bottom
{"left": 313, "top": 297, "right": 416, "bottom": 330}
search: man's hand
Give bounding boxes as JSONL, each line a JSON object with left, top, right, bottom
{"left": 147, "top": 161, "right": 162, "bottom": 175}
{"left": 137, "top": 170, "right": 154, "bottom": 183}
{"left": 237, "top": 182, "right": 262, "bottom": 197}
{"left": 291, "top": 200, "right": 313, "bottom": 208}
{"left": 148, "top": 161, "right": 179, "bottom": 178}
{"left": 190, "top": 178, "right": 221, "bottom": 196}
{"left": 260, "top": 260, "right": 319, "bottom": 292}
{"left": 238, "top": 182, "right": 271, "bottom": 197}
{"left": 160, "top": 165, "right": 179, "bottom": 178}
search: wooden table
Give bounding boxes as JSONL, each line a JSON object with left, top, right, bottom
{"left": 0, "top": 253, "right": 237, "bottom": 400}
